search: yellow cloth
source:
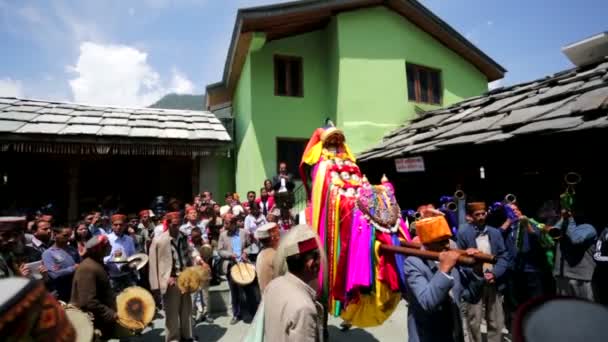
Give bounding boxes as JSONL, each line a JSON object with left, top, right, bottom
{"left": 301, "top": 141, "right": 356, "bottom": 166}
{"left": 311, "top": 159, "right": 329, "bottom": 234}
{"left": 340, "top": 241, "right": 401, "bottom": 327}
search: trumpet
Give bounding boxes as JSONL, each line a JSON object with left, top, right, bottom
{"left": 561, "top": 172, "right": 581, "bottom": 210}
{"left": 504, "top": 193, "right": 517, "bottom": 204}
{"left": 454, "top": 190, "right": 465, "bottom": 200}
{"left": 445, "top": 202, "right": 458, "bottom": 212}
{"left": 414, "top": 211, "right": 422, "bottom": 220}
{"left": 546, "top": 226, "right": 562, "bottom": 240}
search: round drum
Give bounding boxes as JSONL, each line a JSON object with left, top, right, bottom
{"left": 116, "top": 286, "right": 155, "bottom": 331}
{"left": 65, "top": 306, "right": 94, "bottom": 342}
{"left": 230, "top": 262, "right": 256, "bottom": 286}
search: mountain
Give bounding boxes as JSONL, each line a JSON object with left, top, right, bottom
{"left": 149, "top": 93, "right": 206, "bottom": 110}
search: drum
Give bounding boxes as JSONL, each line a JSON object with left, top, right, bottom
{"left": 177, "top": 266, "right": 210, "bottom": 294}
{"left": 116, "top": 286, "right": 155, "bottom": 331}
{"left": 64, "top": 306, "right": 94, "bottom": 342}
{"left": 0, "top": 277, "right": 76, "bottom": 341}
{"left": 230, "top": 262, "right": 256, "bottom": 286}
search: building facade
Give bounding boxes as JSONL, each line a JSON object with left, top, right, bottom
{"left": 207, "top": 0, "right": 505, "bottom": 195}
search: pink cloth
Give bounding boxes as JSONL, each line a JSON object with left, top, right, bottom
{"left": 346, "top": 210, "right": 372, "bottom": 293}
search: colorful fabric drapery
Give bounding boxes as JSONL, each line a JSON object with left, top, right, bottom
{"left": 299, "top": 123, "right": 410, "bottom": 327}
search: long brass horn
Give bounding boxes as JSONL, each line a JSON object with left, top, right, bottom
{"left": 446, "top": 201, "right": 458, "bottom": 212}
{"left": 454, "top": 190, "right": 465, "bottom": 200}
{"left": 504, "top": 193, "right": 517, "bottom": 204}
{"left": 565, "top": 172, "right": 581, "bottom": 186}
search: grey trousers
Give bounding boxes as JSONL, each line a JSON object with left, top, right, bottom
{"left": 163, "top": 285, "right": 193, "bottom": 342}
{"left": 555, "top": 276, "right": 594, "bottom": 301}
{"left": 192, "top": 285, "right": 210, "bottom": 315}
{"left": 463, "top": 284, "right": 504, "bottom": 342}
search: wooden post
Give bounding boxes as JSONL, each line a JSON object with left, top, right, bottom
{"left": 67, "top": 159, "right": 80, "bottom": 223}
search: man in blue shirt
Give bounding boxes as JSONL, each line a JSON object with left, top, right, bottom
{"left": 217, "top": 213, "right": 257, "bottom": 324}
{"left": 457, "top": 202, "right": 510, "bottom": 342}
{"left": 104, "top": 214, "right": 136, "bottom": 293}
{"left": 42, "top": 226, "right": 80, "bottom": 302}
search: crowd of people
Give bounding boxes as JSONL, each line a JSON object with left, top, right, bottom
{"left": 403, "top": 198, "right": 608, "bottom": 342}
{"left": 0, "top": 162, "right": 299, "bottom": 341}
{"left": 2, "top": 160, "right": 608, "bottom": 342}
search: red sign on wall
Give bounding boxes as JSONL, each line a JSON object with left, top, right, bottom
{"left": 394, "top": 156, "right": 425, "bottom": 173}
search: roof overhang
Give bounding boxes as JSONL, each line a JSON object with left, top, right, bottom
{"left": 206, "top": 0, "right": 506, "bottom": 108}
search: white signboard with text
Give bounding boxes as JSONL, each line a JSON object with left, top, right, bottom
{"left": 394, "top": 156, "right": 425, "bottom": 173}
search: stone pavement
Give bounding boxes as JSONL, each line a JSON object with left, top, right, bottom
{"left": 123, "top": 300, "right": 408, "bottom": 342}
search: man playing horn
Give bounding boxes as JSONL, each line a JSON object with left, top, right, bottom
{"left": 404, "top": 216, "right": 484, "bottom": 342}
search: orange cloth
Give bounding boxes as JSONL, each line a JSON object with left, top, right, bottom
{"left": 416, "top": 216, "right": 452, "bottom": 244}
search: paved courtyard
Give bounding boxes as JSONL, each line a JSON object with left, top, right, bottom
{"left": 125, "top": 300, "right": 408, "bottom": 342}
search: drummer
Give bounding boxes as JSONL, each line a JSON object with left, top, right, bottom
{"left": 71, "top": 235, "right": 126, "bottom": 339}
{"left": 149, "top": 211, "right": 203, "bottom": 342}
{"left": 255, "top": 222, "right": 280, "bottom": 293}
{"left": 217, "top": 213, "right": 258, "bottom": 325}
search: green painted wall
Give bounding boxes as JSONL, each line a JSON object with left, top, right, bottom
{"left": 235, "top": 29, "right": 335, "bottom": 195}
{"left": 335, "top": 7, "right": 488, "bottom": 153}
{"left": 233, "top": 6, "right": 490, "bottom": 195}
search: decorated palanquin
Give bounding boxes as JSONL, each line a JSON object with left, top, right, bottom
{"left": 299, "top": 121, "right": 411, "bottom": 327}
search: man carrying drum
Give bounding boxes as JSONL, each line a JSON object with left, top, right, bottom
{"left": 71, "top": 234, "right": 130, "bottom": 339}
{"left": 149, "top": 211, "right": 203, "bottom": 342}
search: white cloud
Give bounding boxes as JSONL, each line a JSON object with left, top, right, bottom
{"left": 68, "top": 42, "right": 195, "bottom": 107}
{"left": 488, "top": 79, "right": 503, "bottom": 91}
{"left": 0, "top": 78, "right": 24, "bottom": 97}
{"left": 170, "top": 68, "right": 194, "bottom": 94}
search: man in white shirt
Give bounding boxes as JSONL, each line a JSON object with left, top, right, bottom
{"left": 104, "top": 214, "right": 136, "bottom": 293}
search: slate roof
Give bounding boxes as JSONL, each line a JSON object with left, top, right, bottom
{"left": 358, "top": 57, "right": 608, "bottom": 161}
{"left": 0, "top": 97, "right": 231, "bottom": 142}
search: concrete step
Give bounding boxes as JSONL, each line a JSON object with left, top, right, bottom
{"left": 208, "top": 278, "right": 231, "bottom": 314}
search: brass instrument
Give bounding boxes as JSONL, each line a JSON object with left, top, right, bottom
{"left": 414, "top": 211, "right": 422, "bottom": 220}
{"left": 504, "top": 193, "right": 517, "bottom": 204}
{"left": 446, "top": 190, "right": 465, "bottom": 212}
{"left": 547, "top": 226, "right": 562, "bottom": 240}
{"left": 446, "top": 201, "right": 458, "bottom": 212}
{"left": 561, "top": 172, "right": 581, "bottom": 211}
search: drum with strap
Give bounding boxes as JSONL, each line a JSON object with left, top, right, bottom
{"left": 230, "top": 262, "right": 256, "bottom": 286}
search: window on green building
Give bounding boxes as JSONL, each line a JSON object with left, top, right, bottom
{"left": 276, "top": 138, "right": 307, "bottom": 179}
{"left": 406, "top": 63, "right": 442, "bottom": 105}
{"left": 274, "top": 55, "right": 303, "bottom": 97}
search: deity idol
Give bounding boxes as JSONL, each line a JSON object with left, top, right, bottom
{"left": 299, "top": 120, "right": 411, "bottom": 327}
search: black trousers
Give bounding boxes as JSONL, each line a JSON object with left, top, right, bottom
{"left": 227, "top": 262, "right": 259, "bottom": 318}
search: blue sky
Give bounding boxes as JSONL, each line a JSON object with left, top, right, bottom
{"left": 0, "top": 0, "right": 606, "bottom": 107}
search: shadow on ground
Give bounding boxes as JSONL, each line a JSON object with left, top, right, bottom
{"left": 328, "top": 326, "right": 381, "bottom": 342}
{"left": 193, "top": 323, "right": 228, "bottom": 342}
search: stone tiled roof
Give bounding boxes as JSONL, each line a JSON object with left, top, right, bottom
{"left": 358, "top": 57, "right": 608, "bottom": 161}
{"left": 0, "top": 97, "right": 231, "bottom": 142}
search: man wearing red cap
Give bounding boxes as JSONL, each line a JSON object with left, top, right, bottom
{"left": 149, "top": 211, "right": 203, "bottom": 342}
{"left": 263, "top": 224, "right": 324, "bottom": 341}
{"left": 104, "top": 214, "right": 136, "bottom": 293}
{"left": 71, "top": 235, "right": 126, "bottom": 338}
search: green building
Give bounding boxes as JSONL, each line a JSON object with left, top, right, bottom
{"left": 206, "top": 0, "right": 505, "bottom": 197}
